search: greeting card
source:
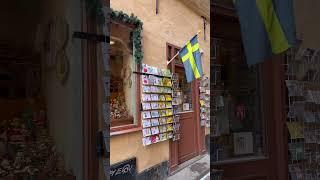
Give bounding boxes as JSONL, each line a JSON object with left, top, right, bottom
{"left": 148, "top": 75, "right": 156, "bottom": 85}
{"left": 151, "top": 135, "right": 160, "bottom": 143}
{"left": 142, "top": 86, "right": 151, "bottom": 93}
{"left": 166, "top": 109, "right": 173, "bottom": 116}
{"left": 163, "top": 78, "right": 172, "bottom": 87}
{"left": 166, "top": 117, "right": 173, "bottom": 124}
{"left": 287, "top": 122, "right": 304, "bottom": 139}
{"left": 159, "top": 95, "right": 166, "bottom": 101}
{"left": 165, "top": 95, "right": 172, "bottom": 101}
{"left": 151, "top": 118, "right": 160, "bottom": 126}
{"left": 151, "top": 94, "right": 159, "bottom": 101}
{"left": 142, "top": 75, "right": 149, "bottom": 85}
{"left": 158, "top": 102, "right": 166, "bottom": 109}
{"left": 159, "top": 118, "right": 167, "bottom": 125}
{"left": 142, "top": 119, "right": 151, "bottom": 128}
{"left": 159, "top": 133, "right": 167, "bottom": 141}
{"left": 151, "top": 126, "right": 160, "bottom": 135}
{"left": 167, "top": 132, "right": 173, "bottom": 139}
{"left": 173, "top": 115, "right": 180, "bottom": 123}
{"left": 142, "top": 94, "right": 152, "bottom": 101}
{"left": 151, "top": 110, "right": 159, "bottom": 118}
{"left": 142, "top": 137, "right": 152, "bottom": 146}
{"left": 142, "top": 111, "right": 151, "bottom": 119}
{"left": 142, "top": 128, "right": 151, "bottom": 137}
{"left": 159, "top": 110, "right": 167, "bottom": 117}
{"left": 141, "top": 64, "right": 150, "bottom": 74}
{"left": 142, "top": 103, "right": 152, "bottom": 110}
{"left": 173, "top": 123, "right": 180, "bottom": 131}
{"left": 151, "top": 102, "right": 159, "bottom": 109}
{"left": 159, "top": 125, "right": 167, "bottom": 133}
{"left": 154, "top": 77, "right": 161, "bottom": 86}
{"left": 166, "top": 124, "right": 173, "bottom": 131}
{"left": 165, "top": 102, "right": 172, "bottom": 108}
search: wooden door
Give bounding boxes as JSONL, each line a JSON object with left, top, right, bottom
{"left": 175, "top": 66, "right": 198, "bottom": 164}
{"left": 167, "top": 43, "right": 204, "bottom": 172}
{"left": 211, "top": 4, "right": 288, "bottom": 180}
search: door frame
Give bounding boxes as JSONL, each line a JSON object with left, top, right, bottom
{"left": 166, "top": 43, "right": 205, "bottom": 173}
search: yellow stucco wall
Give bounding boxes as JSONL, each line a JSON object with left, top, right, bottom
{"left": 110, "top": 0, "right": 210, "bottom": 173}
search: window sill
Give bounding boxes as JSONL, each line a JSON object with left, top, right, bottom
{"left": 110, "top": 125, "right": 142, "bottom": 136}
{"left": 211, "top": 155, "right": 268, "bottom": 166}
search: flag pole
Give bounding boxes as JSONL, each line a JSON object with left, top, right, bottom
{"left": 166, "top": 30, "right": 202, "bottom": 65}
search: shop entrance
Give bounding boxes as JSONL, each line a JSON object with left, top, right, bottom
{"left": 211, "top": 3, "right": 288, "bottom": 180}
{"left": 167, "top": 43, "right": 204, "bottom": 172}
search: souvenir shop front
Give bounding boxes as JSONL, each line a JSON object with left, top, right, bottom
{"left": 212, "top": 1, "right": 320, "bottom": 180}
{"left": 108, "top": 0, "right": 210, "bottom": 179}
{"left": 0, "top": 0, "right": 97, "bottom": 180}
{"left": 211, "top": 1, "right": 288, "bottom": 180}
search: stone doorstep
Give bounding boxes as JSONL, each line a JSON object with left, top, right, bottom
{"left": 167, "top": 154, "right": 210, "bottom": 180}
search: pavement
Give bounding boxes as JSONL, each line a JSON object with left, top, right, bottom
{"left": 167, "top": 154, "right": 210, "bottom": 180}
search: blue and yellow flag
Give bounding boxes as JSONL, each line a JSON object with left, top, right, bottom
{"left": 179, "top": 35, "right": 203, "bottom": 83}
{"left": 234, "top": 0, "right": 296, "bottom": 65}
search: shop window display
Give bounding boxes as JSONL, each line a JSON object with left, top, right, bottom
{"left": 110, "top": 20, "right": 138, "bottom": 127}
{"left": 211, "top": 40, "right": 265, "bottom": 162}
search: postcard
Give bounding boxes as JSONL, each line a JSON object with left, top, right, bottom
{"left": 151, "top": 118, "right": 160, "bottom": 126}
{"left": 142, "top": 119, "right": 151, "bottom": 128}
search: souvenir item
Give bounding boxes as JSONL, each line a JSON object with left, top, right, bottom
{"left": 142, "top": 103, "right": 152, "bottom": 110}
{"left": 159, "top": 102, "right": 166, "bottom": 109}
{"left": 159, "top": 118, "right": 167, "bottom": 125}
{"left": 151, "top": 135, "right": 160, "bottom": 143}
{"left": 142, "top": 94, "right": 152, "bottom": 102}
{"left": 287, "top": 122, "right": 304, "bottom": 139}
{"left": 142, "top": 128, "right": 151, "bottom": 137}
{"left": 159, "top": 95, "right": 166, "bottom": 101}
{"left": 151, "top": 102, "right": 159, "bottom": 109}
{"left": 166, "top": 124, "right": 173, "bottom": 131}
{"left": 165, "top": 102, "right": 172, "bottom": 108}
{"left": 151, "top": 127, "right": 160, "bottom": 135}
{"left": 165, "top": 95, "right": 172, "bottom": 101}
{"left": 142, "top": 75, "right": 149, "bottom": 85}
{"left": 142, "top": 120, "right": 152, "bottom": 128}
{"left": 154, "top": 77, "right": 161, "bottom": 86}
{"left": 151, "top": 94, "right": 159, "bottom": 101}
{"left": 166, "top": 109, "right": 173, "bottom": 116}
{"left": 173, "top": 123, "right": 180, "bottom": 131}
{"left": 159, "top": 133, "right": 167, "bottom": 141}
{"left": 151, "top": 111, "right": 159, "bottom": 118}
{"left": 159, "top": 126, "right": 167, "bottom": 133}
{"left": 151, "top": 118, "right": 159, "bottom": 126}
{"left": 142, "top": 111, "right": 151, "bottom": 119}
{"left": 142, "top": 137, "right": 152, "bottom": 146}
{"left": 141, "top": 64, "right": 149, "bottom": 74}
{"left": 162, "top": 78, "right": 172, "bottom": 87}
{"left": 167, "top": 132, "right": 173, "bottom": 139}
{"left": 166, "top": 117, "right": 173, "bottom": 124}
{"left": 159, "top": 110, "right": 166, "bottom": 117}
{"left": 143, "top": 86, "right": 150, "bottom": 93}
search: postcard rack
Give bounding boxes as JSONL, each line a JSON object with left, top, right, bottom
{"left": 285, "top": 46, "right": 320, "bottom": 179}
{"left": 139, "top": 64, "right": 180, "bottom": 146}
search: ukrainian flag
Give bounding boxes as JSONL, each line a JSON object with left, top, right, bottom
{"left": 179, "top": 35, "right": 203, "bottom": 83}
{"left": 234, "top": 0, "right": 296, "bottom": 65}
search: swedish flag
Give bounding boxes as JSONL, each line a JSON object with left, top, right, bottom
{"left": 179, "top": 35, "right": 203, "bottom": 83}
{"left": 234, "top": 0, "right": 296, "bottom": 65}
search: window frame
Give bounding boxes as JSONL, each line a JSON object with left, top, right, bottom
{"left": 110, "top": 20, "right": 142, "bottom": 135}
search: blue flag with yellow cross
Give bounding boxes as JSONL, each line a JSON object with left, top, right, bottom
{"left": 179, "top": 34, "right": 203, "bottom": 83}
{"left": 234, "top": 0, "right": 296, "bottom": 65}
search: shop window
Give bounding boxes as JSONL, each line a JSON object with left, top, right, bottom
{"left": 110, "top": 20, "right": 139, "bottom": 130}
{"left": 211, "top": 40, "right": 266, "bottom": 162}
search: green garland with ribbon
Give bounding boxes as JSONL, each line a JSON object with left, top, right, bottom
{"left": 110, "top": 9, "right": 144, "bottom": 64}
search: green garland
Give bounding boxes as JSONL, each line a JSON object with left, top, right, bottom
{"left": 110, "top": 9, "right": 144, "bottom": 64}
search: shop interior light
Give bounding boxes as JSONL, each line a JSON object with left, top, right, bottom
{"left": 110, "top": 40, "right": 115, "bottom": 45}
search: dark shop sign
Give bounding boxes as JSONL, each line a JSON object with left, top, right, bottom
{"left": 110, "top": 158, "right": 136, "bottom": 180}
